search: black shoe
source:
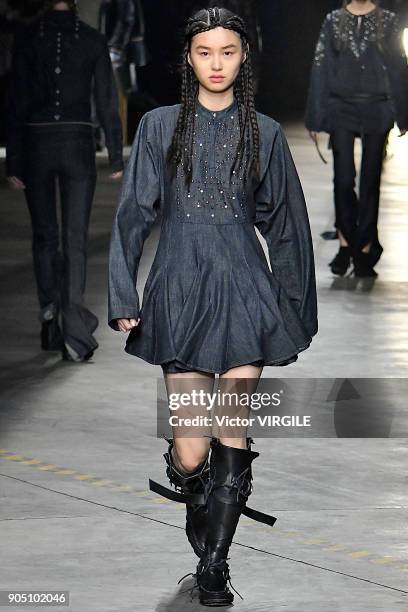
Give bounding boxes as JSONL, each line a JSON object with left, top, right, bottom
{"left": 352, "top": 250, "right": 378, "bottom": 278}
{"left": 41, "top": 318, "right": 63, "bottom": 351}
{"left": 195, "top": 437, "right": 259, "bottom": 606}
{"left": 369, "top": 241, "right": 383, "bottom": 267}
{"left": 61, "top": 345, "right": 94, "bottom": 362}
{"left": 163, "top": 438, "right": 210, "bottom": 558}
{"left": 329, "top": 246, "right": 352, "bottom": 276}
{"left": 321, "top": 230, "right": 338, "bottom": 241}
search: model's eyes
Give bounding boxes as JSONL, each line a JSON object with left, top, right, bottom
{"left": 199, "top": 51, "right": 234, "bottom": 57}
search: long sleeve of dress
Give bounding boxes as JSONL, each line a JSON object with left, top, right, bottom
{"left": 305, "top": 14, "right": 334, "bottom": 133}
{"left": 384, "top": 13, "right": 408, "bottom": 131}
{"left": 108, "top": 111, "right": 161, "bottom": 330}
{"left": 254, "top": 124, "right": 318, "bottom": 339}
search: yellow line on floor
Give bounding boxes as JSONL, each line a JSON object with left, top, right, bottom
{"left": 370, "top": 556, "right": 397, "bottom": 565}
{"left": 348, "top": 551, "right": 372, "bottom": 559}
{"left": 0, "top": 449, "right": 406, "bottom": 574}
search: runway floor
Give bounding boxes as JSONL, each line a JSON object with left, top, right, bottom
{"left": 0, "top": 123, "right": 407, "bottom": 611}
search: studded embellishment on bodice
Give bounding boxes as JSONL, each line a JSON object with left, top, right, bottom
{"left": 314, "top": 8, "right": 396, "bottom": 66}
{"left": 175, "top": 99, "right": 251, "bottom": 225}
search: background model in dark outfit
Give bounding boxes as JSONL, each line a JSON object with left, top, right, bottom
{"left": 305, "top": 0, "right": 408, "bottom": 278}
{"left": 98, "top": 0, "right": 149, "bottom": 84}
{"left": 108, "top": 6, "right": 317, "bottom": 607}
{"left": 6, "top": 0, "right": 124, "bottom": 362}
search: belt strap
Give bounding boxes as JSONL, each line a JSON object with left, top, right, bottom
{"left": 149, "top": 478, "right": 278, "bottom": 528}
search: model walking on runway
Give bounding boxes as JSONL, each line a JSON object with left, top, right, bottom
{"left": 306, "top": 0, "right": 408, "bottom": 278}
{"left": 109, "top": 6, "right": 318, "bottom": 606}
{"left": 6, "top": 0, "right": 124, "bottom": 361}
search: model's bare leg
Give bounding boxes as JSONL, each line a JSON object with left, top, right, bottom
{"left": 162, "top": 370, "right": 215, "bottom": 557}
{"left": 215, "top": 363, "right": 263, "bottom": 447}
{"left": 338, "top": 228, "right": 349, "bottom": 247}
{"left": 197, "top": 363, "right": 264, "bottom": 605}
{"left": 162, "top": 370, "right": 215, "bottom": 470}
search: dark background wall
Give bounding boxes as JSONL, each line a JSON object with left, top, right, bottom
{"left": 129, "top": 0, "right": 408, "bottom": 121}
{"left": 0, "top": 0, "right": 407, "bottom": 143}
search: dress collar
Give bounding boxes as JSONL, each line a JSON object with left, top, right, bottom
{"left": 195, "top": 97, "right": 238, "bottom": 121}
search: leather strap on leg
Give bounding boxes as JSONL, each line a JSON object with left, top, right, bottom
{"left": 162, "top": 436, "right": 210, "bottom": 504}
{"left": 148, "top": 478, "right": 277, "bottom": 527}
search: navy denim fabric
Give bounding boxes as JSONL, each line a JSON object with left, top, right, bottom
{"left": 108, "top": 98, "right": 318, "bottom": 373}
{"left": 23, "top": 125, "right": 99, "bottom": 358}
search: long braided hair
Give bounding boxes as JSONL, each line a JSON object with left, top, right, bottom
{"left": 166, "top": 6, "right": 260, "bottom": 187}
{"left": 339, "top": 1, "right": 384, "bottom": 52}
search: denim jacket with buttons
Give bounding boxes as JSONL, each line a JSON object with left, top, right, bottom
{"left": 6, "top": 10, "right": 124, "bottom": 177}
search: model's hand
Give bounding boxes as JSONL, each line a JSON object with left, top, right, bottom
{"left": 7, "top": 176, "right": 26, "bottom": 190}
{"left": 109, "top": 171, "right": 123, "bottom": 181}
{"left": 117, "top": 318, "right": 140, "bottom": 332}
{"left": 109, "top": 48, "right": 125, "bottom": 68}
{"left": 308, "top": 131, "right": 318, "bottom": 143}
{"left": 397, "top": 129, "right": 407, "bottom": 138}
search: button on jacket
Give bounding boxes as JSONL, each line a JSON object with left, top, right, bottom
{"left": 6, "top": 10, "right": 124, "bottom": 178}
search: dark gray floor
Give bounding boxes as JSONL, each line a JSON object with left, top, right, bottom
{"left": 0, "top": 125, "right": 407, "bottom": 611}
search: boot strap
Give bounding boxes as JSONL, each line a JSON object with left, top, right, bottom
{"left": 149, "top": 479, "right": 277, "bottom": 527}
{"left": 149, "top": 478, "right": 204, "bottom": 505}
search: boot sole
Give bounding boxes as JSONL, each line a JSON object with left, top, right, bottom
{"left": 353, "top": 270, "right": 378, "bottom": 278}
{"left": 330, "top": 267, "right": 347, "bottom": 276}
{"left": 199, "top": 600, "right": 233, "bottom": 607}
{"left": 199, "top": 593, "right": 234, "bottom": 606}
{"left": 329, "top": 263, "right": 350, "bottom": 276}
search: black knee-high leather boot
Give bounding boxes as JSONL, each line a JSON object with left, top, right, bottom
{"left": 163, "top": 437, "right": 210, "bottom": 557}
{"left": 196, "top": 437, "right": 259, "bottom": 606}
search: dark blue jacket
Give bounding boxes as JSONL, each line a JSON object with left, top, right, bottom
{"left": 6, "top": 10, "right": 123, "bottom": 177}
{"left": 305, "top": 8, "right": 408, "bottom": 133}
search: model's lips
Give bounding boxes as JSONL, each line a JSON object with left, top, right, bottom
{"left": 209, "top": 76, "right": 225, "bottom": 81}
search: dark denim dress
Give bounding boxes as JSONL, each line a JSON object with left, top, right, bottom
{"left": 108, "top": 98, "right": 318, "bottom": 374}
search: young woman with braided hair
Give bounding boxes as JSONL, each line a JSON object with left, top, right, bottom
{"left": 306, "top": 0, "right": 408, "bottom": 278}
{"left": 108, "top": 5, "right": 317, "bottom": 606}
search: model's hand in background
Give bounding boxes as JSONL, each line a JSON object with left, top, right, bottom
{"left": 109, "top": 171, "right": 123, "bottom": 180}
{"left": 117, "top": 318, "right": 140, "bottom": 332}
{"left": 7, "top": 176, "right": 26, "bottom": 189}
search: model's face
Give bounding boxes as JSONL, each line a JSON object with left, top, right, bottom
{"left": 188, "top": 27, "right": 246, "bottom": 94}
{"left": 52, "top": 1, "right": 71, "bottom": 9}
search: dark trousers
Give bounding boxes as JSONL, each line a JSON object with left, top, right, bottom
{"left": 22, "top": 126, "right": 98, "bottom": 358}
{"left": 330, "top": 128, "right": 389, "bottom": 257}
